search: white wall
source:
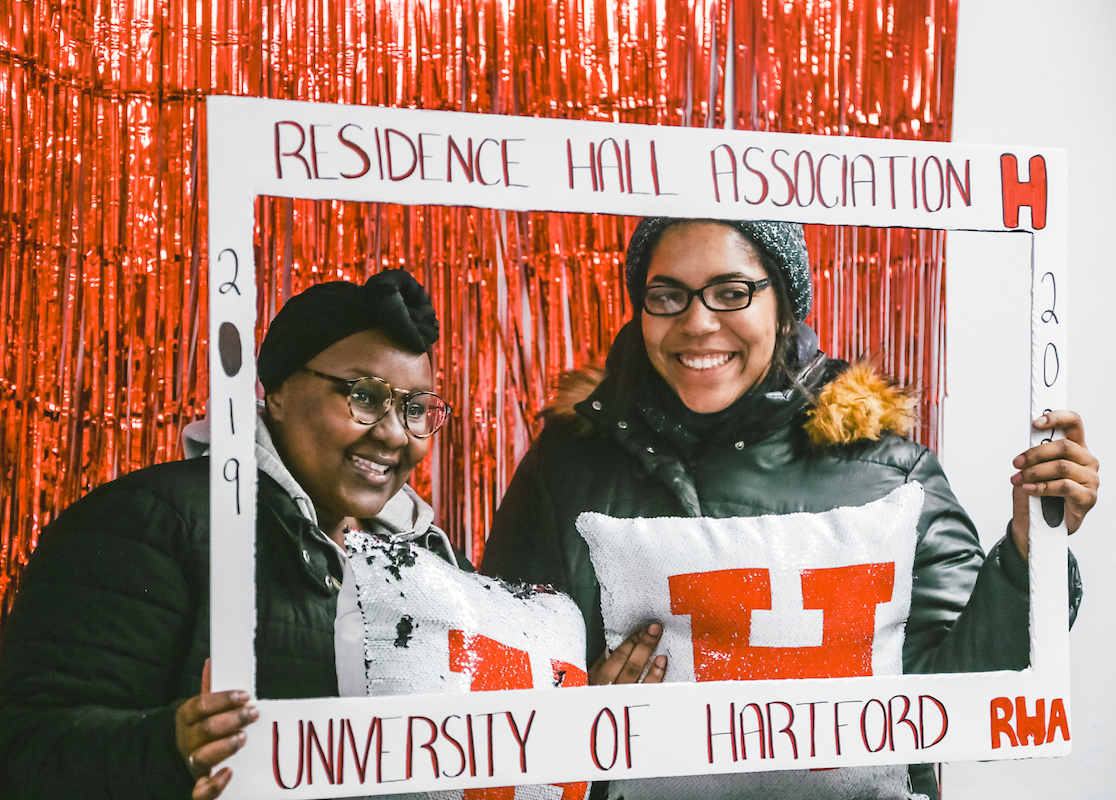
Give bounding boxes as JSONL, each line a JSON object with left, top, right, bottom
{"left": 941, "top": 1, "right": 1116, "bottom": 797}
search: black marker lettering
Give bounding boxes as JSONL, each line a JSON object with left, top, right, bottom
{"left": 223, "top": 458, "right": 241, "bottom": 515}
{"left": 1041, "top": 272, "right": 1059, "bottom": 324}
{"left": 1043, "top": 342, "right": 1060, "bottom": 387}
{"left": 217, "top": 248, "right": 241, "bottom": 296}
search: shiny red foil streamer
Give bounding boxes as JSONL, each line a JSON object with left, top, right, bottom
{"left": 0, "top": 0, "right": 957, "bottom": 618}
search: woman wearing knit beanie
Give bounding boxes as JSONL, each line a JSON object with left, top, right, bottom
{"left": 482, "top": 218, "right": 1100, "bottom": 800}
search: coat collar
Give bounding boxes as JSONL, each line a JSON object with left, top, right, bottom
{"left": 543, "top": 343, "right": 915, "bottom": 448}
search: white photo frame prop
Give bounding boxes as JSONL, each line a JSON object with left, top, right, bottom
{"left": 206, "top": 96, "right": 1070, "bottom": 798}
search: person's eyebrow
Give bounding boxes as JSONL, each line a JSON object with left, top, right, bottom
{"left": 646, "top": 271, "right": 753, "bottom": 286}
{"left": 346, "top": 368, "right": 436, "bottom": 391}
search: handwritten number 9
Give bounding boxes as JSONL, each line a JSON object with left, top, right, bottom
{"left": 223, "top": 458, "right": 241, "bottom": 515}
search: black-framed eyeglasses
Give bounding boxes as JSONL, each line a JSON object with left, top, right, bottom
{"left": 302, "top": 369, "right": 452, "bottom": 438}
{"left": 641, "top": 278, "right": 773, "bottom": 316}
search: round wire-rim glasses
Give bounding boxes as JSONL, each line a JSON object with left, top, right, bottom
{"left": 641, "top": 277, "right": 773, "bottom": 316}
{"left": 302, "top": 369, "right": 452, "bottom": 438}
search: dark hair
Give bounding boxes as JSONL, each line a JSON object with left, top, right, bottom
{"left": 749, "top": 237, "right": 801, "bottom": 389}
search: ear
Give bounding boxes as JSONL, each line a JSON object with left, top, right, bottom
{"left": 263, "top": 387, "right": 285, "bottom": 422}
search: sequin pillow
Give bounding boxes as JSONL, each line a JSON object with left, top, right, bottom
{"left": 344, "top": 531, "right": 591, "bottom": 800}
{"left": 576, "top": 483, "right": 926, "bottom": 800}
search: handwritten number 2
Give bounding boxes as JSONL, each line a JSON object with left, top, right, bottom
{"left": 1040, "top": 272, "right": 1058, "bottom": 324}
{"left": 218, "top": 249, "right": 242, "bottom": 296}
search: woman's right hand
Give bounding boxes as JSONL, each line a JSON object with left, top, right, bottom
{"left": 589, "top": 623, "right": 668, "bottom": 685}
{"left": 175, "top": 659, "right": 259, "bottom": 800}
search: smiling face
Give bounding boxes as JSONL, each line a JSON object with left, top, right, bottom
{"left": 264, "top": 328, "right": 433, "bottom": 542}
{"left": 641, "top": 221, "right": 779, "bottom": 414}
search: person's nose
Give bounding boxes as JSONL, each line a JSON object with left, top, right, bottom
{"left": 678, "top": 296, "right": 721, "bottom": 336}
{"left": 366, "top": 401, "right": 410, "bottom": 449}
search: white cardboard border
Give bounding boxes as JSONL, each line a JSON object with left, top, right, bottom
{"left": 204, "top": 96, "right": 1069, "bottom": 798}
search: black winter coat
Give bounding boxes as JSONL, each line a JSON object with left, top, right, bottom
{"left": 0, "top": 457, "right": 343, "bottom": 799}
{"left": 483, "top": 354, "right": 1045, "bottom": 673}
{"left": 481, "top": 348, "right": 1081, "bottom": 800}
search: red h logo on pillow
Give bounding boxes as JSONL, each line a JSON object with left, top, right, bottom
{"left": 669, "top": 563, "right": 896, "bottom": 680}
{"left": 449, "top": 631, "right": 588, "bottom": 800}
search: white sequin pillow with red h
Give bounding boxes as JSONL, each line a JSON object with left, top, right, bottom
{"left": 345, "top": 530, "right": 592, "bottom": 800}
{"left": 575, "top": 483, "right": 925, "bottom": 800}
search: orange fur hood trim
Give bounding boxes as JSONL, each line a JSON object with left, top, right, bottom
{"left": 803, "top": 362, "right": 917, "bottom": 445}
{"left": 541, "top": 362, "right": 606, "bottom": 431}
{"left": 542, "top": 360, "right": 917, "bottom": 445}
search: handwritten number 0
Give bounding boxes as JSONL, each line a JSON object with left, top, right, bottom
{"left": 218, "top": 249, "right": 242, "bottom": 296}
{"left": 1043, "top": 343, "right": 1059, "bottom": 388}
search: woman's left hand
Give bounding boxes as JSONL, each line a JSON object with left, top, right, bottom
{"left": 1010, "top": 410, "right": 1100, "bottom": 559}
{"left": 176, "top": 660, "right": 258, "bottom": 800}
{"left": 589, "top": 624, "right": 668, "bottom": 685}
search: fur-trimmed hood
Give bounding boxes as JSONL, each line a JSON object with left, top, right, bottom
{"left": 543, "top": 359, "right": 916, "bottom": 447}
{"left": 803, "top": 362, "right": 917, "bottom": 445}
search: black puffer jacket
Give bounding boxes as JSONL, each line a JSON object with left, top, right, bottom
{"left": 481, "top": 334, "right": 1081, "bottom": 800}
{"left": 0, "top": 457, "right": 343, "bottom": 799}
{"left": 482, "top": 354, "right": 1065, "bottom": 671}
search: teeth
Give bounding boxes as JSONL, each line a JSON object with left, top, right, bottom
{"left": 679, "top": 353, "right": 733, "bottom": 370}
{"left": 352, "top": 455, "right": 390, "bottom": 475}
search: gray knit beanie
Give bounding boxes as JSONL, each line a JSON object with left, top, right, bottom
{"left": 624, "top": 218, "right": 812, "bottom": 322}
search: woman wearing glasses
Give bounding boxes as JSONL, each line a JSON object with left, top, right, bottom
{"left": 0, "top": 269, "right": 455, "bottom": 800}
{"left": 481, "top": 218, "right": 1099, "bottom": 799}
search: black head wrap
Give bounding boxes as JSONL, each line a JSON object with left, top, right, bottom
{"left": 257, "top": 269, "right": 439, "bottom": 394}
{"left": 624, "top": 218, "right": 812, "bottom": 322}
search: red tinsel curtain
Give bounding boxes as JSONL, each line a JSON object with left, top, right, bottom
{"left": 0, "top": 0, "right": 957, "bottom": 620}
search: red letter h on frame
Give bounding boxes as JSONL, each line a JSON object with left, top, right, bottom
{"left": 1000, "top": 154, "right": 1047, "bottom": 229}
